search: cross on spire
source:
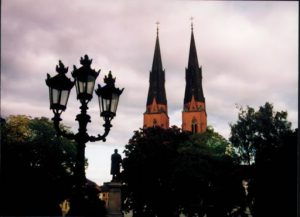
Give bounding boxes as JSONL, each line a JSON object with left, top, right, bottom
{"left": 156, "top": 21, "right": 160, "bottom": 36}
{"left": 190, "top": 17, "right": 194, "bottom": 31}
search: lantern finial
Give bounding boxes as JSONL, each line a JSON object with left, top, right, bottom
{"left": 104, "top": 71, "right": 116, "bottom": 86}
{"left": 80, "top": 55, "right": 92, "bottom": 67}
{"left": 56, "top": 60, "right": 68, "bottom": 74}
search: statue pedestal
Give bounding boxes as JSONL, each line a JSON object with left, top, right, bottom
{"left": 103, "top": 182, "right": 123, "bottom": 217}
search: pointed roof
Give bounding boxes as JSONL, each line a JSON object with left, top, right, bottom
{"left": 151, "top": 34, "right": 163, "bottom": 73}
{"left": 146, "top": 28, "right": 167, "bottom": 106}
{"left": 187, "top": 30, "right": 200, "bottom": 70}
{"left": 184, "top": 25, "right": 205, "bottom": 105}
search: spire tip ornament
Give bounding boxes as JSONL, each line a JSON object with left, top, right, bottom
{"left": 190, "top": 17, "right": 194, "bottom": 31}
{"left": 156, "top": 21, "right": 160, "bottom": 36}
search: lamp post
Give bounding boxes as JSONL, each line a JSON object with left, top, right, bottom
{"left": 46, "top": 55, "right": 124, "bottom": 212}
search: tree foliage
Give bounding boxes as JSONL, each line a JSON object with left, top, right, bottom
{"left": 0, "top": 115, "right": 77, "bottom": 216}
{"left": 229, "top": 102, "right": 292, "bottom": 165}
{"left": 121, "top": 126, "right": 237, "bottom": 217}
{"left": 253, "top": 128, "right": 297, "bottom": 217}
{"left": 229, "top": 102, "right": 297, "bottom": 216}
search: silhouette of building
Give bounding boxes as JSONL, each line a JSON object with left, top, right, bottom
{"left": 144, "top": 22, "right": 206, "bottom": 133}
{"left": 182, "top": 22, "right": 207, "bottom": 133}
{"left": 143, "top": 24, "right": 169, "bottom": 129}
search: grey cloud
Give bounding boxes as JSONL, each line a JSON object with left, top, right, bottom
{"left": 1, "top": 0, "right": 298, "bottom": 184}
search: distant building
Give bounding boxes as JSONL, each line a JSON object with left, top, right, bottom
{"left": 143, "top": 24, "right": 169, "bottom": 129}
{"left": 99, "top": 184, "right": 109, "bottom": 208}
{"left": 144, "top": 22, "right": 207, "bottom": 133}
{"left": 182, "top": 22, "right": 207, "bottom": 133}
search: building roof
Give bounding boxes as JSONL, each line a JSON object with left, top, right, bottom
{"left": 146, "top": 32, "right": 167, "bottom": 106}
{"left": 184, "top": 28, "right": 205, "bottom": 105}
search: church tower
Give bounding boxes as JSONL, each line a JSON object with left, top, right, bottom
{"left": 143, "top": 24, "right": 169, "bottom": 129}
{"left": 182, "top": 21, "right": 207, "bottom": 133}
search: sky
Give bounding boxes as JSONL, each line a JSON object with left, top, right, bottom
{"left": 1, "top": 0, "right": 298, "bottom": 185}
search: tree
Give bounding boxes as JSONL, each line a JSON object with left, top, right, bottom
{"left": 0, "top": 115, "right": 77, "bottom": 216}
{"left": 229, "top": 102, "right": 296, "bottom": 216}
{"left": 121, "top": 126, "right": 237, "bottom": 217}
{"left": 229, "top": 102, "right": 292, "bottom": 165}
{"left": 122, "top": 126, "right": 185, "bottom": 217}
{"left": 178, "top": 127, "right": 238, "bottom": 217}
{"left": 253, "top": 128, "right": 297, "bottom": 217}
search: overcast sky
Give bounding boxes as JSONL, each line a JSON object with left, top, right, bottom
{"left": 1, "top": 0, "right": 298, "bottom": 185}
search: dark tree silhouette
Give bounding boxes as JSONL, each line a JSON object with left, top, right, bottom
{"left": 230, "top": 102, "right": 292, "bottom": 165}
{"left": 229, "top": 102, "right": 296, "bottom": 217}
{"left": 121, "top": 126, "right": 237, "bottom": 217}
{"left": 0, "top": 115, "right": 105, "bottom": 216}
{"left": 0, "top": 115, "right": 77, "bottom": 215}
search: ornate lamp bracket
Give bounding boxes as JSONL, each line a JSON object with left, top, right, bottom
{"left": 89, "top": 117, "right": 112, "bottom": 142}
{"left": 52, "top": 113, "right": 75, "bottom": 140}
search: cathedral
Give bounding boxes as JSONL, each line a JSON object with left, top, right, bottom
{"left": 143, "top": 22, "right": 207, "bottom": 133}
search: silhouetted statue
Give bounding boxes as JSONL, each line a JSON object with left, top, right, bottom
{"left": 110, "top": 149, "right": 122, "bottom": 181}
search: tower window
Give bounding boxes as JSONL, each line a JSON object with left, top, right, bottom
{"left": 192, "top": 123, "right": 198, "bottom": 133}
{"left": 192, "top": 118, "right": 197, "bottom": 133}
{"left": 153, "top": 119, "right": 157, "bottom": 128}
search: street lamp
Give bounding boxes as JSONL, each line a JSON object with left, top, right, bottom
{"left": 95, "top": 71, "right": 123, "bottom": 121}
{"left": 72, "top": 55, "right": 100, "bottom": 102}
{"left": 45, "top": 55, "right": 124, "bottom": 213}
{"left": 46, "top": 60, "right": 74, "bottom": 114}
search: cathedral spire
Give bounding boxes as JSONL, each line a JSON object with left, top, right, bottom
{"left": 151, "top": 23, "right": 163, "bottom": 75}
{"left": 182, "top": 19, "right": 207, "bottom": 133}
{"left": 184, "top": 20, "right": 204, "bottom": 104}
{"left": 146, "top": 23, "right": 167, "bottom": 106}
{"left": 144, "top": 23, "right": 169, "bottom": 129}
{"left": 187, "top": 18, "right": 199, "bottom": 71}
